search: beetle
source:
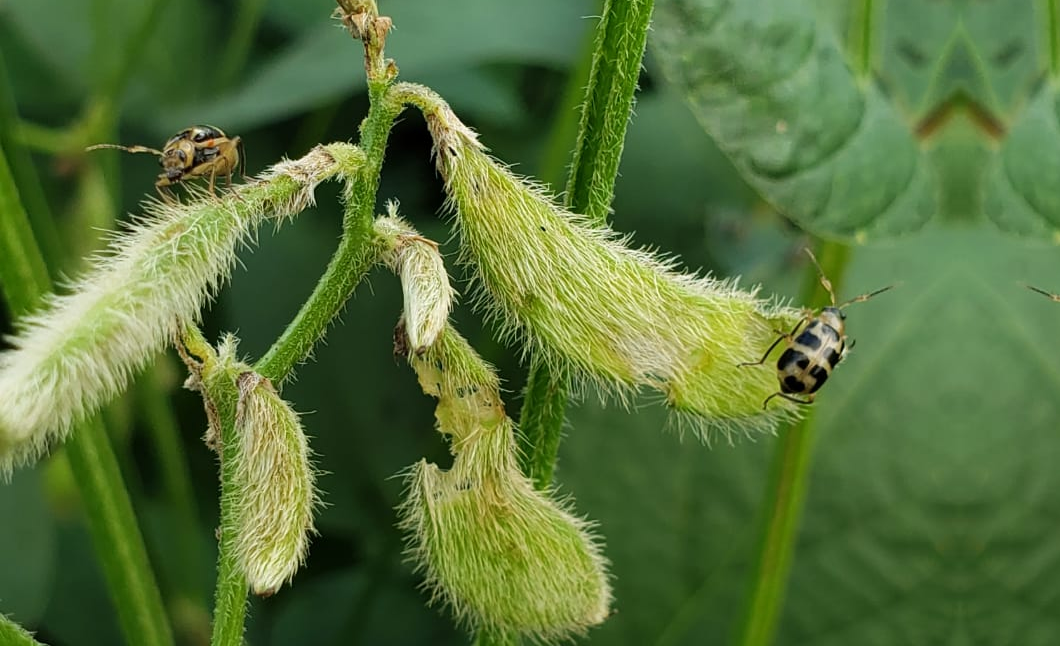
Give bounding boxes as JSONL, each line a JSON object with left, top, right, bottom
{"left": 739, "top": 249, "right": 893, "bottom": 409}
{"left": 87, "top": 125, "right": 244, "bottom": 199}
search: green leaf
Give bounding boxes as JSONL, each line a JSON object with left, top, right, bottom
{"left": 558, "top": 224, "right": 1060, "bottom": 644}
{"left": 650, "top": 0, "right": 1060, "bottom": 240}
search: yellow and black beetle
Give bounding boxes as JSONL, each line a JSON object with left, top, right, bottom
{"left": 740, "top": 249, "right": 893, "bottom": 409}
{"left": 88, "top": 125, "right": 244, "bottom": 199}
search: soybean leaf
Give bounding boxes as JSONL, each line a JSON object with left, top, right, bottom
{"left": 651, "top": 0, "right": 1060, "bottom": 240}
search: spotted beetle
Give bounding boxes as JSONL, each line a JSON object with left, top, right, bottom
{"left": 740, "top": 249, "right": 893, "bottom": 409}
{"left": 87, "top": 125, "right": 244, "bottom": 200}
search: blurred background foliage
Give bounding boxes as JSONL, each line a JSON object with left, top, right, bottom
{"left": 3, "top": 0, "right": 1060, "bottom": 644}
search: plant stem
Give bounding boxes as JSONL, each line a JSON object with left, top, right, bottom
{"left": 0, "top": 148, "right": 50, "bottom": 310}
{"left": 0, "top": 52, "right": 61, "bottom": 268}
{"left": 0, "top": 144, "right": 174, "bottom": 646}
{"left": 257, "top": 6, "right": 399, "bottom": 382}
{"left": 565, "top": 0, "right": 654, "bottom": 224}
{"left": 188, "top": 326, "right": 250, "bottom": 646}
{"left": 518, "top": 0, "right": 654, "bottom": 488}
{"left": 215, "top": 0, "right": 267, "bottom": 89}
{"left": 734, "top": 242, "right": 851, "bottom": 646}
{"left": 136, "top": 361, "right": 208, "bottom": 600}
{"left": 254, "top": 121, "right": 393, "bottom": 383}
{"left": 66, "top": 418, "right": 175, "bottom": 646}
{"left": 211, "top": 10, "right": 399, "bottom": 641}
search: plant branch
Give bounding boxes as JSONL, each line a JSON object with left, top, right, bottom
{"left": 177, "top": 323, "right": 250, "bottom": 646}
{"left": 216, "top": 0, "right": 267, "bottom": 89}
{"left": 256, "top": 3, "right": 397, "bottom": 383}
{"left": 211, "top": 5, "right": 399, "bottom": 638}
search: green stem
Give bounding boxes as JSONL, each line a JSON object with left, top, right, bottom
{"left": 215, "top": 0, "right": 267, "bottom": 89}
{"left": 0, "top": 147, "right": 50, "bottom": 310}
{"left": 0, "top": 53, "right": 61, "bottom": 268}
{"left": 565, "top": 0, "right": 654, "bottom": 223}
{"left": 1049, "top": 0, "right": 1059, "bottom": 76}
{"left": 0, "top": 144, "right": 174, "bottom": 646}
{"left": 181, "top": 323, "right": 250, "bottom": 646}
{"left": 734, "top": 242, "right": 850, "bottom": 646}
{"left": 136, "top": 361, "right": 209, "bottom": 601}
{"left": 66, "top": 418, "right": 175, "bottom": 646}
{"left": 97, "top": 0, "right": 167, "bottom": 108}
{"left": 518, "top": 0, "right": 654, "bottom": 488}
{"left": 254, "top": 101, "right": 395, "bottom": 383}
{"left": 849, "top": 0, "right": 875, "bottom": 76}
{"left": 215, "top": 12, "right": 399, "bottom": 640}
{"left": 0, "top": 613, "right": 44, "bottom": 646}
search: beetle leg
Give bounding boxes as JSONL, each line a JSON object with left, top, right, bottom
{"left": 779, "top": 392, "right": 815, "bottom": 406}
{"left": 155, "top": 178, "right": 177, "bottom": 204}
{"left": 234, "top": 136, "right": 246, "bottom": 180}
{"left": 762, "top": 392, "right": 815, "bottom": 409}
{"left": 738, "top": 319, "right": 804, "bottom": 367}
{"left": 227, "top": 172, "right": 248, "bottom": 204}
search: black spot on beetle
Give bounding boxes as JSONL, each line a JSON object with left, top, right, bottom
{"left": 795, "top": 329, "right": 822, "bottom": 350}
{"left": 807, "top": 366, "right": 829, "bottom": 392}
{"left": 825, "top": 348, "right": 842, "bottom": 368}
{"left": 782, "top": 375, "right": 805, "bottom": 393}
{"left": 777, "top": 348, "right": 800, "bottom": 370}
{"left": 796, "top": 356, "right": 810, "bottom": 370}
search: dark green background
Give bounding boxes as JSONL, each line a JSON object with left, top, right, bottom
{"left": 2, "top": 0, "right": 1060, "bottom": 644}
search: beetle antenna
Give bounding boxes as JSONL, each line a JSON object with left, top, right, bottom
{"left": 803, "top": 248, "right": 837, "bottom": 307}
{"left": 86, "top": 143, "right": 165, "bottom": 156}
{"left": 1026, "top": 284, "right": 1060, "bottom": 302}
{"left": 838, "top": 284, "right": 895, "bottom": 309}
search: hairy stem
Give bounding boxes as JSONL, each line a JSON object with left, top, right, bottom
{"left": 735, "top": 242, "right": 851, "bottom": 646}
{"left": 181, "top": 323, "right": 249, "bottom": 646}
{"left": 136, "top": 361, "right": 209, "bottom": 607}
{"left": 254, "top": 128, "right": 392, "bottom": 383}
{"left": 213, "top": 7, "right": 398, "bottom": 639}
{"left": 0, "top": 144, "right": 173, "bottom": 646}
{"left": 518, "top": 0, "right": 654, "bottom": 491}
